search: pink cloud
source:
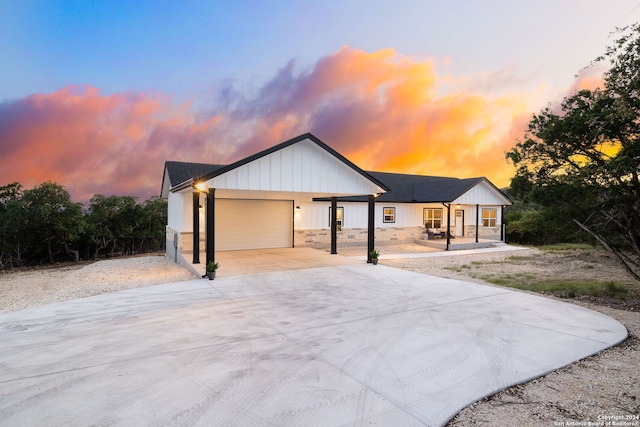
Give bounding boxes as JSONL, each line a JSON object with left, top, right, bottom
{"left": 0, "top": 85, "right": 226, "bottom": 201}
{"left": 2, "top": 47, "right": 575, "bottom": 201}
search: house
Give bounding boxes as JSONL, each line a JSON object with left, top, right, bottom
{"left": 161, "top": 133, "right": 512, "bottom": 270}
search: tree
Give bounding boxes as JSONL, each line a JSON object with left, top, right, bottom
{"left": 21, "top": 182, "right": 84, "bottom": 264}
{"left": 84, "top": 194, "right": 139, "bottom": 259}
{"left": 136, "top": 197, "right": 167, "bottom": 252}
{"left": 506, "top": 24, "right": 640, "bottom": 279}
{"left": 0, "top": 183, "right": 29, "bottom": 267}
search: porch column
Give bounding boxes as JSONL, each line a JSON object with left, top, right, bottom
{"left": 367, "top": 194, "right": 375, "bottom": 263}
{"left": 445, "top": 203, "right": 451, "bottom": 251}
{"left": 475, "top": 204, "right": 479, "bottom": 243}
{"left": 500, "top": 205, "right": 505, "bottom": 242}
{"left": 192, "top": 192, "right": 200, "bottom": 264}
{"left": 206, "top": 188, "right": 215, "bottom": 265}
{"left": 330, "top": 197, "right": 337, "bottom": 254}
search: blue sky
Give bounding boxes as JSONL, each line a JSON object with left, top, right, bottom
{"left": 1, "top": 1, "right": 639, "bottom": 200}
{"left": 4, "top": 1, "right": 638, "bottom": 101}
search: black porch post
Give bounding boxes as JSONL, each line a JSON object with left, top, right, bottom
{"left": 500, "top": 205, "right": 505, "bottom": 242}
{"left": 475, "top": 204, "right": 479, "bottom": 243}
{"left": 445, "top": 203, "right": 451, "bottom": 251}
{"left": 367, "top": 194, "right": 375, "bottom": 263}
{"left": 206, "top": 188, "right": 215, "bottom": 266}
{"left": 330, "top": 197, "right": 337, "bottom": 254}
{"left": 192, "top": 192, "right": 200, "bottom": 264}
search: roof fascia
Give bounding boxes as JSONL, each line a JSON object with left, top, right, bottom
{"left": 483, "top": 177, "right": 514, "bottom": 204}
{"left": 475, "top": 177, "right": 513, "bottom": 204}
{"left": 160, "top": 162, "right": 170, "bottom": 197}
{"left": 450, "top": 178, "right": 513, "bottom": 205}
{"left": 169, "top": 177, "right": 195, "bottom": 193}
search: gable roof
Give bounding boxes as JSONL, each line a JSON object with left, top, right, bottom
{"left": 168, "top": 133, "right": 389, "bottom": 193}
{"left": 161, "top": 133, "right": 511, "bottom": 205}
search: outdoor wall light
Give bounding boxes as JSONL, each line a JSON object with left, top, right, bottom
{"left": 194, "top": 182, "right": 209, "bottom": 192}
{"left": 295, "top": 206, "right": 301, "bottom": 213}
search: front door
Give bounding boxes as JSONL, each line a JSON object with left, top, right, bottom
{"left": 455, "top": 209, "right": 464, "bottom": 237}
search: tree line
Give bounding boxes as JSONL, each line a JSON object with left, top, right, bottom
{"left": 0, "top": 181, "right": 167, "bottom": 269}
{"left": 3, "top": 26, "right": 639, "bottom": 278}
{"left": 504, "top": 24, "right": 640, "bottom": 280}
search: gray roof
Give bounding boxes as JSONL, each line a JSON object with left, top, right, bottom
{"left": 161, "top": 161, "right": 226, "bottom": 195}
{"left": 161, "top": 132, "right": 510, "bottom": 204}
{"left": 164, "top": 161, "right": 226, "bottom": 186}
{"left": 163, "top": 160, "right": 508, "bottom": 204}
{"left": 313, "top": 172, "right": 493, "bottom": 203}
{"left": 369, "top": 172, "right": 485, "bottom": 203}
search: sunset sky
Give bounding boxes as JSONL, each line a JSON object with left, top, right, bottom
{"left": 1, "top": 1, "right": 639, "bottom": 201}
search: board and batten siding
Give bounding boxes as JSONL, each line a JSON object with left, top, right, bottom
{"left": 167, "top": 191, "right": 189, "bottom": 231}
{"left": 451, "top": 180, "right": 511, "bottom": 206}
{"left": 207, "top": 139, "right": 383, "bottom": 196}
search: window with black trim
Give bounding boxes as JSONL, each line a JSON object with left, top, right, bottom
{"left": 383, "top": 207, "right": 396, "bottom": 223}
{"left": 329, "top": 206, "right": 344, "bottom": 231}
{"left": 482, "top": 208, "right": 497, "bottom": 227}
{"left": 423, "top": 208, "right": 442, "bottom": 229}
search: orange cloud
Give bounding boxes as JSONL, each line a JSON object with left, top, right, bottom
{"left": 0, "top": 85, "right": 226, "bottom": 201}
{"left": 3, "top": 47, "right": 589, "bottom": 201}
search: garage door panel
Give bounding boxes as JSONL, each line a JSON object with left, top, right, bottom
{"left": 215, "top": 200, "right": 292, "bottom": 250}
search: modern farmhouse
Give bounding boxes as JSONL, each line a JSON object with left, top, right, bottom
{"left": 161, "top": 133, "right": 512, "bottom": 269}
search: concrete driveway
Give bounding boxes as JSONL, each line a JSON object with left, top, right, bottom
{"left": 0, "top": 262, "right": 627, "bottom": 426}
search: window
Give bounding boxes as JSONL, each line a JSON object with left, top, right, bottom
{"left": 329, "top": 206, "right": 344, "bottom": 231}
{"left": 482, "top": 208, "right": 497, "bottom": 227}
{"left": 423, "top": 208, "right": 442, "bottom": 229}
{"left": 383, "top": 207, "right": 396, "bottom": 223}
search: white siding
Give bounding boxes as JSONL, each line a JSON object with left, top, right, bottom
{"left": 453, "top": 180, "right": 511, "bottom": 205}
{"left": 296, "top": 202, "right": 445, "bottom": 229}
{"left": 167, "top": 192, "right": 187, "bottom": 231}
{"left": 207, "top": 139, "right": 384, "bottom": 196}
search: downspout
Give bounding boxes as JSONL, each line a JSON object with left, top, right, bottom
{"left": 192, "top": 192, "right": 200, "bottom": 264}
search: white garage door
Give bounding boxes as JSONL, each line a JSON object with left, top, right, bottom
{"left": 215, "top": 199, "right": 293, "bottom": 250}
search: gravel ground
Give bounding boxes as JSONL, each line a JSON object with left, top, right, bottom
{"left": 0, "top": 255, "right": 195, "bottom": 314}
{"left": 1, "top": 246, "right": 638, "bottom": 425}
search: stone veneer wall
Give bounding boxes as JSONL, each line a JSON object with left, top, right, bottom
{"left": 463, "top": 225, "right": 502, "bottom": 239}
{"left": 166, "top": 227, "right": 205, "bottom": 253}
{"left": 166, "top": 224, "right": 505, "bottom": 256}
{"left": 295, "top": 226, "right": 426, "bottom": 247}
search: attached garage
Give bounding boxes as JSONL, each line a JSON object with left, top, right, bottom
{"left": 215, "top": 199, "right": 293, "bottom": 250}
{"left": 162, "top": 133, "right": 389, "bottom": 271}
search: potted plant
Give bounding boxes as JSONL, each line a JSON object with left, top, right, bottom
{"left": 206, "top": 260, "right": 219, "bottom": 280}
{"left": 370, "top": 249, "right": 380, "bottom": 265}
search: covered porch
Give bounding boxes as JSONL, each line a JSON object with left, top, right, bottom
{"left": 415, "top": 236, "right": 507, "bottom": 251}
